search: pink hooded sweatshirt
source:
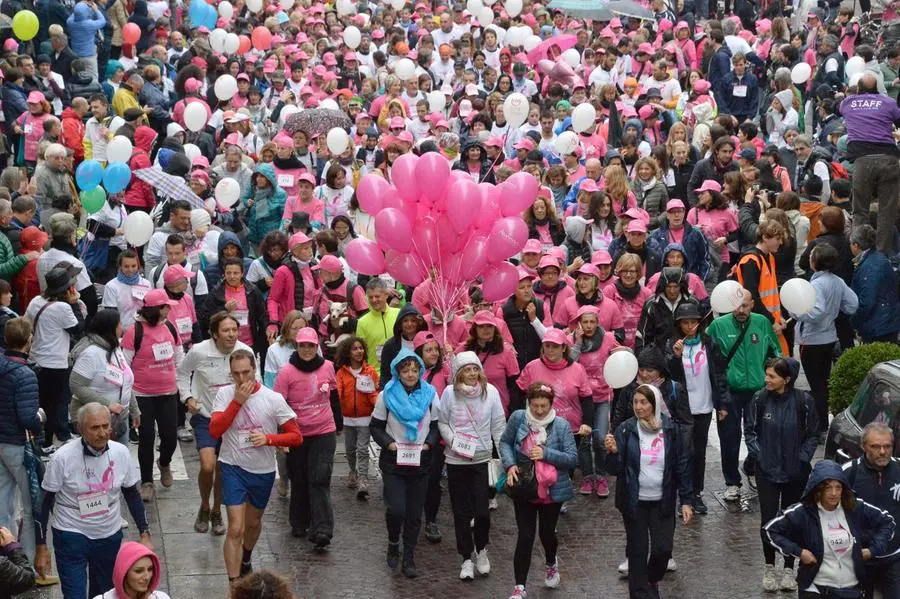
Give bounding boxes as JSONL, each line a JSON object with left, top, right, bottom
{"left": 98, "top": 541, "right": 169, "bottom": 599}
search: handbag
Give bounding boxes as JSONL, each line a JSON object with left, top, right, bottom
{"left": 504, "top": 457, "right": 539, "bottom": 502}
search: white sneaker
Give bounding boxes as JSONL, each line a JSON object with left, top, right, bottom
{"left": 618, "top": 559, "right": 629, "bottom": 577}
{"left": 121, "top": 518, "right": 129, "bottom": 529}
{"left": 780, "top": 567, "right": 797, "bottom": 591}
{"left": 723, "top": 485, "right": 741, "bottom": 501}
{"left": 762, "top": 564, "right": 778, "bottom": 592}
{"left": 459, "top": 559, "right": 475, "bottom": 580}
{"left": 474, "top": 549, "right": 490, "bottom": 575}
{"left": 489, "top": 497, "right": 498, "bottom": 510}
{"left": 508, "top": 584, "right": 527, "bottom": 599}
{"left": 544, "top": 560, "right": 560, "bottom": 588}
{"left": 667, "top": 558, "right": 677, "bottom": 572}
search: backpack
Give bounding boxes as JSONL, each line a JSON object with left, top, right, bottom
{"left": 151, "top": 263, "right": 200, "bottom": 294}
{"left": 133, "top": 320, "right": 180, "bottom": 354}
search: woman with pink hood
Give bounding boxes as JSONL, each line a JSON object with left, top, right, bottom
{"left": 93, "top": 542, "right": 170, "bottom": 599}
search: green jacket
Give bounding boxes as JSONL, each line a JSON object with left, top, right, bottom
{"left": 706, "top": 312, "right": 781, "bottom": 392}
{"left": 0, "top": 233, "right": 26, "bottom": 281}
{"left": 881, "top": 60, "right": 899, "bottom": 101}
{"left": 356, "top": 305, "right": 399, "bottom": 368}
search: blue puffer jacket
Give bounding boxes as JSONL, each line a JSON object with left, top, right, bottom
{"left": 0, "top": 354, "right": 42, "bottom": 445}
{"left": 66, "top": 2, "right": 106, "bottom": 58}
{"left": 765, "top": 460, "right": 896, "bottom": 592}
{"left": 850, "top": 249, "right": 900, "bottom": 342}
{"left": 646, "top": 223, "right": 710, "bottom": 282}
{"left": 500, "top": 409, "right": 578, "bottom": 504}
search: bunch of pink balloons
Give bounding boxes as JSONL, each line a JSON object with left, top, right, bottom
{"left": 344, "top": 152, "right": 537, "bottom": 305}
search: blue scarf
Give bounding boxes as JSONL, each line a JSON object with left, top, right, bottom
{"left": 384, "top": 376, "right": 436, "bottom": 442}
{"left": 117, "top": 272, "right": 141, "bottom": 285}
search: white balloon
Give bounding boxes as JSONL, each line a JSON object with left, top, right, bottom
{"left": 505, "top": 0, "right": 523, "bottom": 17}
{"left": 343, "top": 25, "right": 361, "bottom": 49}
{"left": 427, "top": 91, "right": 445, "bottom": 113}
{"left": 215, "top": 178, "right": 241, "bottom": 209}
{"left": 603, "top": 350, "right": 639, "bottom": 389}
{"left": 554, "top": 131, "right": 578, "bottom": 155}
{"left": 561, "top": 48, "right": 581, "bottom": 68}
{"left": 123, "top": 211, "right": 154, "bottom": 247}
{"left": 319, "top": 98, "right": 339, "bottom": 111}
{"left": 209, "top": 28, "right": 227, "bottom": 53}
{"left": 184, "top": 102, "right": 209, "bottom": 132}
{"left": 466, "top": 0, "right": 482, "bottom": 14}
{"left": 849, "top": 72, "right": 863, "bottom": 87}
{"left": 223, "top": 33, "right": 240, "bottom": 54}
{"left": 214, "top": 74, "right": 238, "bottom": 100}
{"left": 523, "top": 35, "right": 542, "bottom": 52}
{"left": 845, "top": 56, "right": 866, "bottom": 78}
{"left": 326, "top": 128, "right": 350, "bottom": 156}
{"left": 503, "top": 92, "right": 530, "bottom": 128}
{"left": 394, "top": 58, "right": 416, "bottom": 80}
{"left": 505, "top": 26, "right": 527, "bottom": 47}
{"left": 390, "top": 0, "right": 405, "bottom": 9}
{"left": 246, "top": 0, "right": 262, "bottom": 12}
{"left": 106, "top": 136, "right": 133, "bottom": 164}
{"left": 791, "top": 62, "right": 812, "bottom": 84}
{"left": 781, "top": 277, "right": 817, "bottom": 315}
{"left": 710, "top": 280, "right": 745, "bottom": 314}
{"left": 280, "top": 105, "right": 299, "bottom": 122}
{"left": 217, "top": 2, "right": 233, "bottom": 19}
{"left": 479, "top": 6, "right": 494, "bottom": 25}
{"left": 336, "top": 0, "right": 355, "bottom": 15}
{"left": 108, "top": 116, "right": 125, "bottom": 135}
{"left": 183, "top": 143, "right": 201, "bottom": 161}
{"left": 279, "top": 0, "right": 293, "bottom": 9}
{"left": 571, "top": 103, "right": 596, "bottom": 133}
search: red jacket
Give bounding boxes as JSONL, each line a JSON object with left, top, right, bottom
{"left": 123, "top": 126, "right": 157, "bottom": 210}
{"left": 60, "top": 107, "right": 85, "bottom": 164}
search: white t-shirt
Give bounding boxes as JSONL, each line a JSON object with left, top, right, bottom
{"left": 42, "top": 439, "right": 140, "bottom": 540}
{"left": 214, "top": 385, "right": 297, "bottom": 474}
{"left": 25, "top": 296, "right": 78, "bottom": 369}
{"left": 102, "top": 277, "right": 153, "bottom": 329}
{"left": 682, "top": 342, "right": 714, "bottom": 415}
{"left": 637, "top": 427, "right": 666, "bottom": 501}
{"left": 37, "top": 248, "right": 92, "bottom": 292}
{"left": 72, "top": 346, "right": 135, "bottom": 412}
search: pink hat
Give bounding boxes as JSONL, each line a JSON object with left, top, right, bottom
{"left": 547, "top": 247, "right": 566, "bottom": 262}
{"left": 473, "top": 311, "right": 498, "bottom": 327}
{"left": 263, "top": 59, "right": 277, "bottom": 74}
{"left": 483, "top": 136, "right": 504, "bottom": 148}
{"left": 693, "top": 79, "right": 711, "bottom": 94}
{"left": 300, "top": 86, "right": 315, "bottom": 96}
{"left": 185, "top": 78, "right": 203, "bottom": 93}
{"left": 313, "top": 65, "right": 327, "bottom": 77}
{"left": 579, "top": 179, "right": 599, "bottom": 193}
{"left": 591, "top": 250, "right": 613, "bottom": 266}
{"left": 296, "top": 50, "right": 310, "bottom": 60}
{"left": 273, "top": 133, "right": 293, "bottom": 148}
{"left": 313, "top": 254, "right": 343, "bottom": 273}
{"left": 190, "top": 170, "right": 211, "bottom": 185}
{"left": 236, "top": 73, "right": 250, "bottom": 82}
{"left": 223, "top": 133, "right": 241, "bottom": 146}
{"left": 675, "top": 20, "right": 690, "bottom": 31}
{"left": 3, "top": 39, "right": 18, "bottom": 51}
{"left": 389, "top": 116, "right": 406, "bottom": 129}
{"left": 295, "top": 327, "right": 319, "bottom": 345}
{"left": 542, "top": 328, "right": 570, "bottom": 346}
{"left": 623, "top": 207, "right": 645, "bottom": 221}
{"left": 537, "top": 255, "right": 561, "bottom": 272}
{"left": 191, "top": 156, "right": 210, "bottom": 168}
{"left": 665, "top": 199, "right": 686, "bottom": 211}
{"left": 522, "top": 239, "right": 542, "bottom": 254}
{"left": 432, "top": 119, "right": 449, "bottom": 129}
{"left": 413, "top": 331, "right": 437, "bottom": 350}
{"left": 465, "top": 83, "right": 478, "bottom": 96}
{"left": 322, "top": 52, "right": 337, "bottom": 66}
{"left": 609, "top": 17, "right": 622, "bottom": 28}
{"left": 26, "top": 91, "right": 44, "bottom": 104}
{"left": 397, "top": 131, "right": 414, "bottom": 143}
{"left": 297, "top": 173, "right": 316, "bottom": 186}
{"left": 197, "top": 25, "right": 210, "bottom": 34}
{"left": 573, "top": 305, "right": 602, "bottom": 325}
{"left": 658, "top": 19, "right": 673, "bottom": 32}
{"left": 517, "top": 267, "right": 536, "bottom": 281}
{"left": 163, "top": 264, "right": 196, "bottom": 286}
{"left": 636, "top": 42, "right": 654, "bottom": 55}
{"left": 514, "top": 138, "right": 536, "bottom": 151}
{"left": 143, "top": 288, "right": 178, "bottom": 307}
{"left": 756, "top": 19, "right": 772, "bottom": 33}
{"left": 355, "top": 113, "right": 371, "bottom": 123}
{"left": 639, "top": 105, "right": 658, "bottom": 120}
{"left": 322, "top": 72, "right": 338, "bottom": 82}
{"left": 694, "top": 180, "right": 722, "bottom": 194}
{"left": 343, "top": 51, "right": 357, "bottom": 62}
{"left": 575, "top": 263, "right": 600, "bottom": 278}
{"left": 626, "top": 220, "right": 648, "bottom": 234}
{"left": 289, "top": 232, "right": 312, "bottom": 247}
{"left": 458, "top": 99, "right": 473, "bottom": 117}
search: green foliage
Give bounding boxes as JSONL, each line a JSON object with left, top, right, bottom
{"left": 829, "top": 343, "right": 900, "bottom": 413}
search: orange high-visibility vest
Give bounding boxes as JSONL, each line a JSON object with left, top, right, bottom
{"left": 735, "top": 252, "right": 789, "bottom": 355}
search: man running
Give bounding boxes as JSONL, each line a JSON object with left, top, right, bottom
{"left": 209, "top": 349, "right": 302, "bottom": 583}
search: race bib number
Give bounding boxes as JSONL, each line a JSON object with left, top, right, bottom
{"left": 104, "top": 365, "right": 124, "bottom": 387}
{"left": 23, "top": 123, "right": 32, "bottom": 134}
{"left": 277, "top": 174, "right": 294, "bottom": 187}
{"left": 176, "top": 317, "right": 193, "bottom": 334}
{"left": 396, "top": 443, "right": 422, "bottom": 466}
{"left": 451, "top": 432, "right": 478, "bottom": 459}
{"left": 152, "top": 342, "right": 174, "bottom": 362}
{"left": 234, "top": 310, "right": 249, "bottom": 326}
{"left": 355, "top": 375, "right": 375, "bottom": 393}
{"left": 733, "top": 85, "right": 747, "bottom": 98}
{"left": 238, "top": 429, "right": 258, "bottom": 451}
{"left": 77, "top": 490, "right": 109, "bottom": 518}
{"left": 301, "top": 308, "right": 314, "bottom": 321}
{"left": 131, "top": 285, "right": 150, "bottom": 301}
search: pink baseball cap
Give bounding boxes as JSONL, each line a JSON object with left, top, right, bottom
{"left": 143, "top": 288, "right": 178, "bottom": 307}
{"left": 623, "top": 207, "right": 646, "bottom": 221}
{"left": 591, "top": 250, "right": 613, "bottom": 266}
{"left": 626, "top": 220, "right": 648, "bottom": 234}
{"left": 312, "top": 254, "right": 343, "bottom": 272}
{"left": 389, "top": 116, "right": 406, "bottom": 129}
{"left": 289, "top": 232, "right": 312, "bottom": 247}
{"left": 542, "top": 328, "right": 571, "bottom": 346}
{"left": 575, "top": 263, "right": 601, "bottom": 278}
{"left": 397, "top": 131, "right": 414, "bottom": 143}
{"left": 26, "top": 91, "right": 45, "bottom": 104}
{"left": 458, "top": 99, "right": 473, "bottom": 117}
{"left": 694, "top": 180, "right": 722, "bottom": 194}
{"left": 522, "top": 239, "right": 542, "bottom": 254}
{"left": 473, "top": 311, "right": 497, "bottom": 327}
{"left": 465, "top": 83, "right": 478, "bottom": 96}
{"left": 638, "top": 105, "right": 658, "bottom": 120}
{"left": 537, "top": 256, "right": 561, "bottom": 272}
{"left": 636, "top": 42, "right": 654, "bottom": 55}
{"left": 579, "top": 179, "right": 599, "bottom": 193}
{"left": 413, "top": 331, "right": 437, "bottom": 350}
{"left": 322, "top": 52, "right": 337, "bottom": 66}
{"left": 163, "top": 264, "right": 196, "bottom": 285}
{"left": 514, "top": 137, "right": 536, "bottom": 151}
{"left": 483, "top": 136, "right": 504, "bottom": 148}
{"left": 295, "top": 327, "right": 319, "bottom": 345}
{"left": 666, "top": 199, "right": 686, "bottom": 211}
{"left": 297, "top": 173, "right": 316, "bottom": 186}
{"left": 517, "top": 267, "right": 536, "bottom": 281}
{"left": 344, "top": 51, "right": 357, "bottom": 62}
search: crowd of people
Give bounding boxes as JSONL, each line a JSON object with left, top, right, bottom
{"left": 0, "top": 0, "right": 899, "bottom": 596}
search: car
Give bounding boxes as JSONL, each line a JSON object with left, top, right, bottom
{"left": 825, "top": 360, "right": 900, "bottom": 464}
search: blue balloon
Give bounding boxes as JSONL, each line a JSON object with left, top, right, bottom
{"left": 75, "top": 160, "right": 104, "bottom": 190}
{"left": 103, "top": 163, "right": 132, "bottom": 194}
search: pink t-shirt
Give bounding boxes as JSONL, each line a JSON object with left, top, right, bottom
{"left": 576, "top": 331, "right": 620, "bottom": 403}
{"left": 687, "top": 207, "right": 738, "bottom": 263}
{"left": 274, "top": 360, "right": 338, "bottom": 437}
{"left": 166, "top": 295, "right": 196, "bottom": 348}
{"left": 122, "top": 321, "right": 179, "bottom": 396}
{"left": 604, "top": 284, "right": 653, "bottom": 349}
{"left": 225, "top": 286, "right": 253, "bottom": 345}
{"left": 558, "top": 293, "right": 625, "bottom": 332}
{"left": 517, "top": 358, "right": 592, "bottom": 432}
{"left": 534, "top": 284, "right": 576, "bottom": 328}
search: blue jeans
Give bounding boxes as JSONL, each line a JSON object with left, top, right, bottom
{"left": 578, "top": 401, "right": 611, "bottom": 477}
{"left": 53, "top": 528, "right": 123, "bottom": 599}
{"left": 0, "top": 443, "right": 34, "bottom": 560}
{"left": 717, "top": 390, "right": 756, "bottom": 487}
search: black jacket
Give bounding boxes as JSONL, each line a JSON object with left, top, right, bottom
{"left": 843, "top": 456, "right": 900, "bottom": 563}
{"left": 378, "top": 303, "right": 427, "bottom": 389}
{"left": 798, "top": 230, "right": 853, "bottom": 284}
{"left": 612, "top": 378, "right": 694, "bottom": 433}
{"left": 501, "top": 296, "right": 546, "bottom": 370}
{"left": 0, "top": 543, "right": 35, "bottom": 599}
{"left": 198, "top": 282, "right": 268, "bottom": 352}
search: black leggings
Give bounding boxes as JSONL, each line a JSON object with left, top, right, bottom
{"left": 757, "top": 474, "right": 805, "bottom": 567}
{"left": 512, "top": 500, "right": 562, "bottom": 586}
{"left": 446, "top": 463, "right": 490, "bottom": 559}
{"left": 37, "top": 367, "right": 72, "bottom": 447}
{"left": 799, "top": 342, "right": 835, "bottom": 434}
{"left": 137, "top": 394, "right": 179, "bottom": 484}
{"left": 691, "top": 412, "right": 713, "bottom": 494}
{"left": 424, "top": 443, "right": 445, "bottom": 524}
{"left": 383, "top": 470, "right": 429, "bottom": 550}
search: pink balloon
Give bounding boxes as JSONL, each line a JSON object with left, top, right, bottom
{"left": 381, "top": 196, "right": 404, "bottom": 211}
{"left": 500, "top": 173, "right": 540, "bottom": 217}
{"left": 344, "top": 238, "right": 386, "bottom": 275}
{"left": 440, "top": 251, "right": 464, "bottom": 284}
{"left": 487, "top": 217, "right": 528, "bottom": 263}
{"left": 251, "top": 26, "right": 272, "bottom": 51}
{"left": 447, "top": 179, "right": 482, "bottom": 233}
{"left": 482, "top": 261, "right": 519, "bottom": 302}
{"left": 374, "top": 207, "right": 413, "bottom": 253}
{"left": 460, "top": 235, "right": 488, "bottom": 280}
{"left": 436, "top": 214, "right": 467, "bottom": 253}
{"left": 356, "top": 174, "right": 392, "bottom": 215}
{"left": 386, "top": 252, "right": 425, "bottom": 286}
{"left": 475, "top": 186, "right": 500, "bottom": 232}
{"left": 391, "top": 153, "right": 420, "bottom": 203}
{"left": 412, "top": 217, "right": 439, "bottom": 266}
{"left": 415, "top": 152, "right": 451, "bottom": 203}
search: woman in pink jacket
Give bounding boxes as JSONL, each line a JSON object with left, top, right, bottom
{"left": 266, "top": 232, "right": 321, "bottom": 343}
{"left": 14, "top": 92, "right": 53, "bottom": 167}
{"left": 674, "top": 22, "right": 698, "bottom": 69}
{"left": 272, "top": 134, "right": 308, "bottom": 214}
{"left": 273, "top": 327, "right": 338, "bottom": 549}
{"left": 604, "top": 253, "right": 652, "bottom": 349}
